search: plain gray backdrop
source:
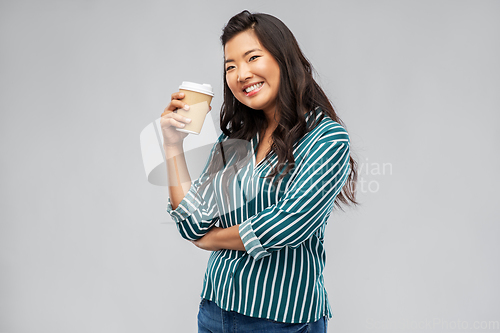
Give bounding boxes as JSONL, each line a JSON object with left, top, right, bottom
{"left": 1, "top": 0, "right": 499, "bottom": 332}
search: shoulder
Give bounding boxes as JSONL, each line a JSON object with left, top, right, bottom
{"left": 293, "top": 113, "right": 350, "bottom": 165}
{"left": 303, "top": 110, "right": 350, "bottom": 147}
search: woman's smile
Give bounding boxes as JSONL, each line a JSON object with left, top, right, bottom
{"left": 243, "top": 82, "right": 264, "bottom": 96}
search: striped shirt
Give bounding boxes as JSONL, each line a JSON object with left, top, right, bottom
{"left": 166, "top": 107, "right": 351, "bottom": 323}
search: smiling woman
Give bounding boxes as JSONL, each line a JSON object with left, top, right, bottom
{"left": 224, "top": 30, "right": 281, "bottom": 119}
{"left": 162, "top": 9, "right": 359, "bottom": 333}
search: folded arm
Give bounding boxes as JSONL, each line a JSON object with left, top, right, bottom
{"left": 238, "top": 131, "right": 351, "bottom": 260}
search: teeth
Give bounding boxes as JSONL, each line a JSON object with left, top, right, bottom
{"left": 245, "top": 82, "right": 263, "bottom": 93}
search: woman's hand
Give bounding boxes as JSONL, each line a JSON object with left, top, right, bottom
{"left": 190, "top": 227, "right": 222, "bottom": 252}
{"left": 160, "top": 92, "right": 191, "bottom": 147}
{"left": 160, "top": 92, "right": 212, "bottom": 147}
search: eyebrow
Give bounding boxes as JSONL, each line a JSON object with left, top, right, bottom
{"left": 224, "top": 48, "right": 262, "bottom": 64}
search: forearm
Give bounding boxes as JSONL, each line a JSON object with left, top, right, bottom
{"left": 164, "top": 144, "right": 192, "bottom": 210}
{"left": 216, "top": 225, "right": 246, "bottom": 251}
{"left": 191, "top": 225, "right": 246, "bottom": 252}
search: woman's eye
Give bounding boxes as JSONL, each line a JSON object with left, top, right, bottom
{"left": 249, "top": 55, "right": 260, "bottom": 61}
{"left": 225, "top": 66, "right": 235, "bottom": 72}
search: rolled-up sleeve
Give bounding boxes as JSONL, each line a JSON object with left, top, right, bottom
{"left": 166, "top": 134, "right": 225, "bottom": 240}
{"left": 239, "top": 130, "right": 351, "bottom": 261}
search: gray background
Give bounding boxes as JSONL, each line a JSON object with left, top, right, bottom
{"left": 1, "top": 0, "right": 499, "bottom": 332}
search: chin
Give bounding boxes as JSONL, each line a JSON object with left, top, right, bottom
{"left": 242, "top": 99, "right": 271, "bottom": 111}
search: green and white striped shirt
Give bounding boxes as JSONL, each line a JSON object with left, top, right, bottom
{"left": 167, "top": 107, "right": 351, "bottom": 323}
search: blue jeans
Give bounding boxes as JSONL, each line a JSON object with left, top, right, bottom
{"left": 197, "top": 298, "right": 328, "bottom": 333}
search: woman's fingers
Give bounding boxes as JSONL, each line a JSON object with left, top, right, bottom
{"left": 165, "top": 93, "right": 189, "bottom": 113}
{"left": 164, "top": 100, "right": 187, "bottom": 113}
{"left": 171, "top": 92, "right": 185, "bottom": 100}
{"left": 161, "top": 112, "right": 192, "bottom": 127}
{"left": 169, "top": 117, "right": 188, "bottom": 128}
{"left": 161, "top": 102, "right": 184, "bottom": 116}
{"left": 159, "top": 92, "right": 191, "bottom": 144}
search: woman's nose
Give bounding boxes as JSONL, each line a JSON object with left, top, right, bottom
{"left": 237, "top": 66, "right": 253, "bottom": 82}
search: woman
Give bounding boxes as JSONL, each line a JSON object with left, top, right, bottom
{"left": 161, "top": 10, "right": 358, "bottom": 333}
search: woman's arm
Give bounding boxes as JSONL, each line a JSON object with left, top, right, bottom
{"left": 162, "top": 93, "right": 221, "bottom": 240}
{"left": 164, "top": 144, "right": 192, "bottom": 210}
{"left": 191, "top": 126, "right": 350, "bottom": 256}
{"left": 237, "top": 131, "right": 351, "bottom": 261}
{"left": 160, "top": 92, "right": 194, "bottom": 209}
{"left": 165, "top": 134, "right": 225, "bottom": 240}
{"left": 191, "top": 225, "right": 245, "bottom": 252}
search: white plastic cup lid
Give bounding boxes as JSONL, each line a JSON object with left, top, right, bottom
{"left": 179, "top": 81, "right": 214, "bottom": 97}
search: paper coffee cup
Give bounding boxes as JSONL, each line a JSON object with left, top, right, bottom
{"left": 175, "top": 81, "right": 214, "bottom": 135}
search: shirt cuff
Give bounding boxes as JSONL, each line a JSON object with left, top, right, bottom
{"left": 166, "top": 189, "right": 204, "bottom": 224}
{"left": 239, "top": 217, "right": 271, "bottom": 261}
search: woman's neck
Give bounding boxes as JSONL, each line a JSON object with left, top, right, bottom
{"left": 262, "top": 108, "right": 279, "bottom": 136}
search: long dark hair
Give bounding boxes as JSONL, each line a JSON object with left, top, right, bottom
{"left": 199, "top": 10, "right": 358, "bottom": 210}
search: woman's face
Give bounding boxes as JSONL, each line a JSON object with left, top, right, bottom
{"left": 224, "top": 29, "right": 280, "bottom": 115}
